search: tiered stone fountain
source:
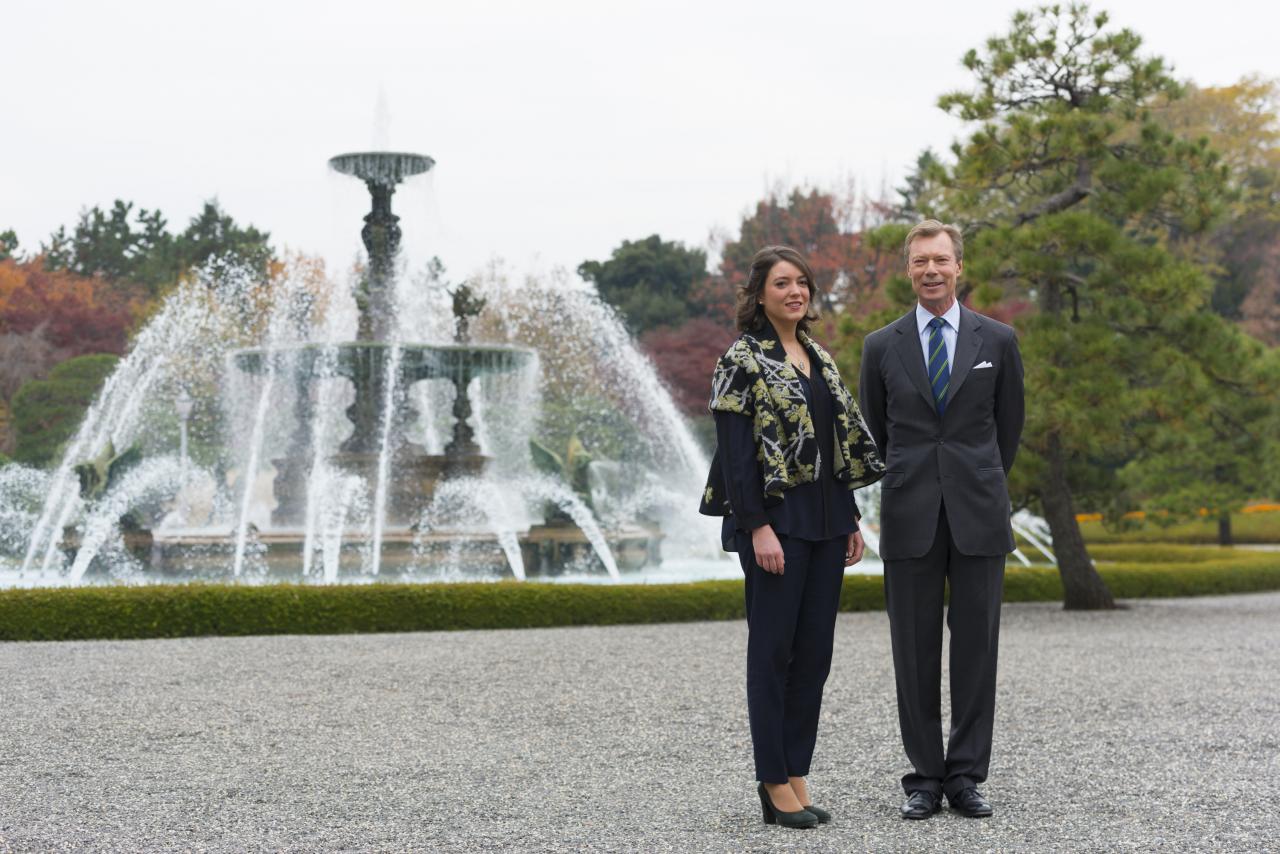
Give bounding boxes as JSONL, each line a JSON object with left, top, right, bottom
{"left": 5, "top": 148, "right": 697, "bottom": 586}
{"left": 234, "top": 153, "right": 522, "bottom": 525}
{"left": 165, "top": 151, "right": 655, "bottom": 578}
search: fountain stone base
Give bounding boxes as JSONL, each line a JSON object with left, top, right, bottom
{"left": 134, "top": 524, "right": 661, "bottom": 580}
{"left": 333, "top": 451, "right": 489, "bottom": 527}
{"left": 271, "top": 451, "right": 490, "bottom": 528}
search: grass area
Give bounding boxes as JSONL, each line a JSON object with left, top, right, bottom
{"left": 1086, "top": 543, "right": 1254, "bottom": 563}
{"left": 1077, "top": 508, "right": 1280, "bottom": 544}
{"left": 1, "top": 546, "right": 1277, "bottom": 642}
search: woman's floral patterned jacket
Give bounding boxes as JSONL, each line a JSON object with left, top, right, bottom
{"left": 699, "top": 320, "right": 885, "bottom": 517}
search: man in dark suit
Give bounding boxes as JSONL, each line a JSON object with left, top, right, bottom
{"left": 858, "top": 220, "right": 1025, "bottom": 820}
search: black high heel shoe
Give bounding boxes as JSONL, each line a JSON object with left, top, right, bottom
{"left": 801, "top": 802, "right": 831, "bottom": 823}
{"left": 757, "top": 783, "right": 818, "bottom": 829}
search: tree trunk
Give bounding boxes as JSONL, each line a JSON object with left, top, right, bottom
{"left": 1218, "top": 511, "right": 1233, "bottom": 547}
{"left": 1039, "top": 434, "right": 1117, "bottom": 610}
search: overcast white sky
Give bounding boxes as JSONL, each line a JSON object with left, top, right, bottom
{"left": 3, "top": 0, "right": 1277, "bottom": 283}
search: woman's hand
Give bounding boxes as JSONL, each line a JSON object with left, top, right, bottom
{"left": 845, "top": 529, "right": 865, "bottom": 567}
{"left": 751, "top": 525, "right": 785, "bottom": 574}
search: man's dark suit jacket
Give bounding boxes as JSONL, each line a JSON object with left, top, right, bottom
{"left": 859, "top": 305, "right": 1025, "bottom": 560}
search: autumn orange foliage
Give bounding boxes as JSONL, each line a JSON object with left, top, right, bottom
{"left": 0, "top": 258, "right": 148, "bottom": 357}
{"left": 713, "top": 187, "right": 896, "bottom": 315}
{"left": 639, "top": 317, "right": 737, "bottom": 415}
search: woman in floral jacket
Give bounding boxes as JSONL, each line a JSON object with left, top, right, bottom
{"left": 700, "top": 245, "right": 883, "bottom": 829}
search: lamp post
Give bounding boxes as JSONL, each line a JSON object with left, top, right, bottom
{"left": 175, "top": 389, "right": 194, "bottom": 467}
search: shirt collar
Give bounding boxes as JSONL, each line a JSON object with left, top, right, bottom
{"left": 915, "top": 300, "right": 961, "bottom": 336}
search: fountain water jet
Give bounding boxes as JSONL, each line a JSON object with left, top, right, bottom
{"left": 233, "top": 373, "right": 276, "bottom": 577}
{"left": 368, "top": 342, "right": 403, "bottom": 576}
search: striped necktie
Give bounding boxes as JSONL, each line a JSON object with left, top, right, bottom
{"left": 927, "top": 316, "right": 950, "bottom": 416}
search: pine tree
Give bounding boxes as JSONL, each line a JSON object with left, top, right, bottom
{"left": 925, "top": 4, "right": 1233, "bottom": 608}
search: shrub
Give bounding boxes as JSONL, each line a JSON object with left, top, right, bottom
{"left": 0, "top": 581, "right": 745, "bottom": 642}
{"left": 1, "top": 547, "right": 1277, "bottom": 642}
{"left": 10, "top": 353, "right": 119, "bottom": 466}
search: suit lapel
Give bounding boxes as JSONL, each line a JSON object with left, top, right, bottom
{"left": 946, "top": 306, "right": 984, "bottom": 407}
{"left": 890, "top": 311, "right": 937, "bottom": 411}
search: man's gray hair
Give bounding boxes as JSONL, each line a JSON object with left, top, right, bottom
{"left": 903, "top": 219, "right": 964, "bottom": 264}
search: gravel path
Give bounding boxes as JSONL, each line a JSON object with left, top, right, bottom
{"left": 1, "top": 592, "right": 1277, "bottom": 853}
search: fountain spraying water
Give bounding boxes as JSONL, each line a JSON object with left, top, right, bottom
{"left": 0, "top": 150, "right": 727, "bottom": 585}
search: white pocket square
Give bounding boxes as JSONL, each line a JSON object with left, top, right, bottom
{"left": 973, "top": 361, "right": 994, "bottom": 370}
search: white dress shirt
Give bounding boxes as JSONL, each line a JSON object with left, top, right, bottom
{"left": 916, "top": 300, "right": 960, "bottom": 373}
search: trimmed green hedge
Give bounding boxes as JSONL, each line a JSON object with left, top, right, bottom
{"left": 2, "top": 548, "right": 1277, "bottom": 642}
{"left": 0, "top": 581, "right": 746, "bottom": 642}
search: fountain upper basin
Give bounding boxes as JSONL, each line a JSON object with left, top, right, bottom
{"left": 232, "top": 342, "right": 534, "bottom": 382}
{"left": 328, "top": 152, "right": 435, "bottom": 186}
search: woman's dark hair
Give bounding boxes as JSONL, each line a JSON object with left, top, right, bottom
{"left": 735, "top": 245, "right": 820, "bottom": 333}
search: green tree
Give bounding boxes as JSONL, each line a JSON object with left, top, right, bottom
{"left": 176, "top": 199, "right": 272, "bottom": 278}
{"left": 577, "top": 235, "right": 708, "bottom": 334}
{"left": 10, "top": 354, "right": 120, "bottom": 467}
{"left": 42, "top": 200, "right": 176, "bottom": 293}
{"left": 41, "top": 198, "right": 272, "bottom": 295}
{"left": 0, "top": 397, "right": 14, "bottom": 456}
{"left": 0, "top": 230, "right": 18, "bottom": 262}
{"left": 916, "top": 4, "right": 1232, "bottom": 608}
{"left": 1121, "top": 325, "right": 1279, "bottom": 544}
{"left": 894, "top": 150, "right": 945, "bottom": 222}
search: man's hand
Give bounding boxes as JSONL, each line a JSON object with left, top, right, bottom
{"left": 751, "top": 525, "right": 785, "bottom": 574}
{"left": 845, "top": 529, "right": 865, "bottom": 567}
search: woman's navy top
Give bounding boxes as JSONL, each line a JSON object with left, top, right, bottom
{"left": 713, "top": 356, "right": 860, "bottom": 550}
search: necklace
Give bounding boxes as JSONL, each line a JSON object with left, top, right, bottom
{"left": 781, "top": 337, "right": 808, "bottom": 373}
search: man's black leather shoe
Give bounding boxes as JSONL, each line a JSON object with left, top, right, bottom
{"left": 900, "top": 790, "right": 941, "bottom": 820}
{"left": 948, "top": 787, "right": 993, "bottom": 818}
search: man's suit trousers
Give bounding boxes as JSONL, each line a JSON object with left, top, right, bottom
{"left": 883, "top": 503, "right": 1005, "bottom": 799}
{"left": 736, "top": 532, "right": 846, "bottom": 783}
